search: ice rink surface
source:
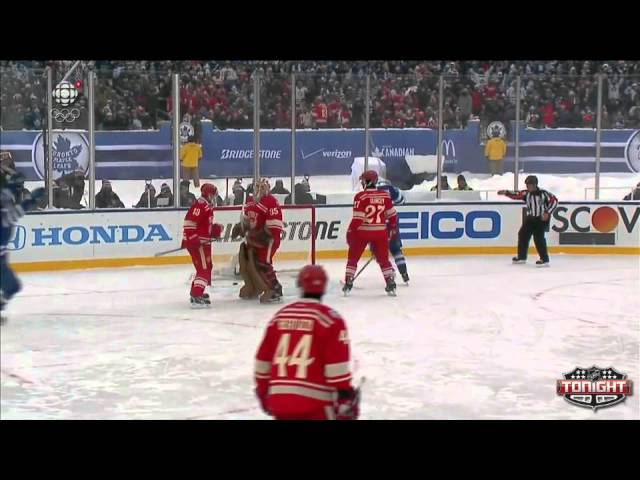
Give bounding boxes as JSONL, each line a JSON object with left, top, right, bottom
{"left": 1, "top": 255, "right": 638, "bottom": 420}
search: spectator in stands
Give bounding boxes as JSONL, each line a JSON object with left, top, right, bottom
{"left": 430, "top": 175, "right": 451, "bottom": 191}
{"left": 582, "top": 106, "right": 595, "bottom": 128}
{"left": 179, "top": 135, "right": 202, "bottom": 188}
{"left": 454, "top": 174, "right": 473, "bottom": 191}
{"left": 629, "top": 101, "right": 640, "bottom": 128}
{"left": 0, "top": 152, "right": 15, "bottom": 177}
{"left": 312, "top": 97, "right": 328, "bottom": 128}
{"left": 270, "top": 179, "right": 290, "bottom": 195}
{"left": 285, "top": 181, "right": 315, "bottom": 205}
{"left": 179, "top": 180, "right": 196, "bottom": 207}
{"left": 526, "top": 106, "right": 541, "bottom": 128}
{"left": 457, "top": 89, "right": 472, "bottom": 127}
{"left": 232, "top": 178, "right": 245, "bottom": 205}
{"left": 214, "top": 189, "right": 224, "bottom": 206}
{"left": 623, "top": 182, "right": 640, "bottom": 201}
{"left": 95, "top": 180, "right": 125, "bottom": 209}
{"left": 23, "top": 106, "right": 43, "bottom": 130}
{"left": 134, "top": 182, "right": 157, "bottom": 208}
{"left": 155, "top": 183, "right": 174, "bottom": 207}
{"left": 484, "top": 132, "right": 507, "bottom": 175}
{"left": 4, "top": 60, "right": 640, "bottom": 132}
{"left": 55, "top": 169, "right": 86, "bottom": 209}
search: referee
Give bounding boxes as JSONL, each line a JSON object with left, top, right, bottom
{"left": 498, "top": 175, "right": 558, "bottom": 266}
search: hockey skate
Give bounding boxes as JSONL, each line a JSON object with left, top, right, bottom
{"left": 259, "top": 289, "right": 282, "bottom": 304}
{"left": 385, "top": 278, "right": 397, "bottom": 296}
{"left": 190, "top": 295, "right": 211, "bottom": 308}
{"left": 536, "top": 259, "right": 550, "bottom": 268}
{"left": 401, "top": 272, "right": 410, "bottom": 284}
{"left": 342, "top": 277, "right": 353, "bottom": 296}
{"left": 512, "top": 257, "right": 526, "bottom": 264}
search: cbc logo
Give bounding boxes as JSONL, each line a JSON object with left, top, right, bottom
{"left": 52, "top": 81, "right": 79, "bottom": 107}
{"left": 625, "top": 130, "right": 640, "bottom": 173}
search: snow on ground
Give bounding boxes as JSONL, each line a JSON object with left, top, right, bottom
{"left": 25, "top": 172, "right": 640, "bottom": 210}
{"left": 1, "top": 256, "right": 638, "bottom": 420}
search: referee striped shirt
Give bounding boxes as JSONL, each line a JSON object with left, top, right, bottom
{"left": 504, "top": 188, "right": 558, "bottom": 217}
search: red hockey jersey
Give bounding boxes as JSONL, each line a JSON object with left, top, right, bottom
{"left": 349, "top": 188, "right": 397, "bottom": 233}
{"left": 181, "top": 197, "right": 214, "bottom": 248}
{"left": 254, "top": 299, "right": 353, "bottom": 417}
{"left": 254, "top": 193, "right": 284, "bottom": 239}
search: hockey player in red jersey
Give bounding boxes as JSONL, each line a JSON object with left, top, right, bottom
{"left": 254, "top": 264, "right": 360, "bottom": 420}
{"left": 246, "top": 178, "right": 284, "bottom": 303}
{"left": 343, "top": 170, "right": 398, "bottom": 296}
{"left": 182, "top": 183, "right": 222, "bottom": 307}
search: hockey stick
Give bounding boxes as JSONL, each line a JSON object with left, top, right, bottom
{"left": 354, "top": 376, "right": 366, "bottom": 403}
{"left": 339, "top": 256, "right": 374, "bottom": 290}
{"left": 353, "top": 256, "right": 374, "bottom": 281}
{"left": 154, "top": 237, "right": 223, "bottom": 257}
{"left": 154, "top": 246, "right": 186, "bottom": 257}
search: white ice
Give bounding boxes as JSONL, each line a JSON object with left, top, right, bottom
{"left": 1, "top": 255, "right": 639, "bottom": 420}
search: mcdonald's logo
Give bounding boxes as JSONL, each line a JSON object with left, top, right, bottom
{"left": 441, "top": 140, "right": 456, "bottom": 157}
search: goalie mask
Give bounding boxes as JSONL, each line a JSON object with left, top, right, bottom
{"left": 254, "top": 178, "right": 271, "bottom": 201}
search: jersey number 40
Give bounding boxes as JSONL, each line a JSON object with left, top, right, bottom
{"left": 273, "top": 334, "right": 314, "bottom": 379}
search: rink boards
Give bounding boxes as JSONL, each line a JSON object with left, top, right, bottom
{"left": 8, "top": 202, "right": 640, "bottom": 272}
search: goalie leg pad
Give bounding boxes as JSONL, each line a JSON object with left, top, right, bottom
{"left": 242, "top": 243, "right": 270, "bottom": 298}
{"left": 238, "top": 242, "right": 259, "bottom": 299}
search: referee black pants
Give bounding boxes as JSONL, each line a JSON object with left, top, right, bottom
{"left": 518, "top": 216, "right": 549, "bottom": 262}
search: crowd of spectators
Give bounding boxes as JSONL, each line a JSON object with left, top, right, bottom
{"left": 2, "top": 60, "right": 640, "bottom": 132}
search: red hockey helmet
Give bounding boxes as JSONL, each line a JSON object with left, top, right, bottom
{"left": 201, "top": 183, "right": 218, "bottom": 203}
{"left": 297, "top": 264, "right": 328, "bottom": 296}
{"left": 360, "top": 170, "right": 378, "bottom": 188}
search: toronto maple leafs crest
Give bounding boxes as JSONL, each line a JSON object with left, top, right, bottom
{"left": 486, "top": 121, "right": 507, "bottom": 139}
{"left": 557, "top": 366, "right": 633, "bottom": 411}
{"left": 624, "top": 130, "right": 640, "bottom": 173}
{"left": 179, "top": 122, "right": 195, "bottom": 143}
{"left": 32, "top": 132, "right": 90, "bottom": 180}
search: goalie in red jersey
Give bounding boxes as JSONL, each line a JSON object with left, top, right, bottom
{"left": 233, "top": 178, "right": 284, "bottom": 303}
{"left": 342, "top": 170, "right": 398, "bottom": 296}
{"left": 254, "top": 264, "right": 361, "bottom": 420}
{"left": 181, "top": 183, "right": 223, "bottom": 307}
